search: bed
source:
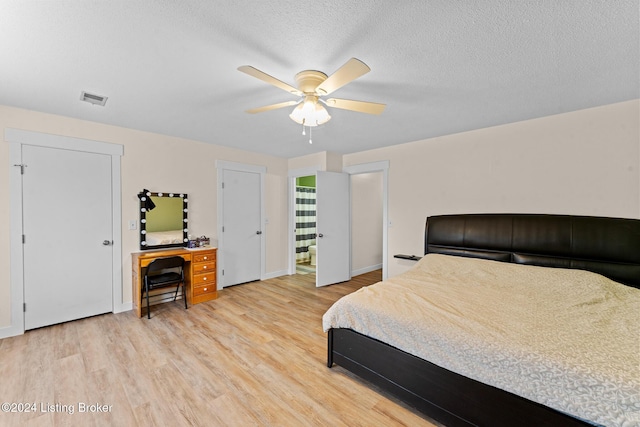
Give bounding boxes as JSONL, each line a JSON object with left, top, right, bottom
{"left": 323, "top": 213, "right": 640, "bottom": 427}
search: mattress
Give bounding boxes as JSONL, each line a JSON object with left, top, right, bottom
{"left": 322, "top": 254, "right": 640, "bottom": 426}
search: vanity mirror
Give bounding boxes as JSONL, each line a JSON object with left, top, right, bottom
{"left": 138, "top": 190, "right": 188, "bottom": 250}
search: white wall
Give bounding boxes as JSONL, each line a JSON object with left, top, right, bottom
{"left": 344, "top": 100, "right": 640, "bottom": 278}
{"left": 0, "top": 105, "right": 289, "bottom": 329}
{"left": 1, "top": 99, "right": 637, "bottom": 329}
{"left": 287, "top": 150, "right": 337, "bottom": 172}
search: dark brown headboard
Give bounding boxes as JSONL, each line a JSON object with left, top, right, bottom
{"left": 425, "top": 213, "right": 640, "bottom": 288}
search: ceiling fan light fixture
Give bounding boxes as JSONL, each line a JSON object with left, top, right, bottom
{"left": 289, "top": 96, "right": 331, "bottom": 126}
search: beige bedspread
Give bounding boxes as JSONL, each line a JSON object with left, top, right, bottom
{"left": 322, "top": 254, "right": 640, "bottom": 426}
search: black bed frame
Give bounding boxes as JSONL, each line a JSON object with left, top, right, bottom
{"left": 327, "top": 213, "right": 640, "bottom": 427}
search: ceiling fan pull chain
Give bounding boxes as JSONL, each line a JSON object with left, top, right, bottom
{"left": 302, "top": 122, "right": 306, "bottom": 135}
{"left": 309, "top": 126, "right": 312, "bottom": 144}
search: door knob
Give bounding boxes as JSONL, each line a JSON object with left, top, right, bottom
{"left": 256, "top": 231, "right": 262, "bottom": 235}
{"left": 102, "top": 240, "right": 112, "bottom": 246}
{"left": 317, "top": 233, "right": 324, "bottom": 238}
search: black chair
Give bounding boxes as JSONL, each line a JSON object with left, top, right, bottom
{"left": 143, "top": 256, "right": 187, "bottom": 319}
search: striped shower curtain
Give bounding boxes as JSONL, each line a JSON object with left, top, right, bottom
{"left": 295, "top": 187, "right": 316, "bottom": 263}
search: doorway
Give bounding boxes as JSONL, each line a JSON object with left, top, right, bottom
{"left": 288, "top": 161, "right": 388, "bottom": 283}
{"left": 294, "top": 175, "right": 317, "bottom": 275}
{"left": 344, "top": 160, "right": 391, "bottom": 280}
{"left": 351, "top": 172, "right": 384, "bottom": 276}
{"left": 288, "top": 170, "right": 352, "bottom": 286}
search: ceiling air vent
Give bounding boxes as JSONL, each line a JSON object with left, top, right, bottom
{"left": 80, "top": 91, "right": 108, "bottom": 106}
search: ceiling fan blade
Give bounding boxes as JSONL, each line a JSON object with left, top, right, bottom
{"left": 238, "top": 65, "right": 302, "bottom": 96}
{"left": 324, "top": 98, "right": 385, "bottom": 115}
{"left": 245, "top": 100, "right": 299, "bottom": 114}
{"left": 315, "top": 58, "right": 371, "bottom": 96}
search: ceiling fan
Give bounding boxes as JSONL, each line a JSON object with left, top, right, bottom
{"left": 238, "top": 58, "right": 385, "bottom": 133}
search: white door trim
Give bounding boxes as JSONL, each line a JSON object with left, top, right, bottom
{"left": 4, "top": 128, "right": 123, "bottom": 339}
{"left": 215, "top": 160, "right": 266, "bottom": 287}
{"left": 343, "top": 161, "right": 390, "bottom": 280}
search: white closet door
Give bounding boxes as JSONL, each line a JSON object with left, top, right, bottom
{"left": 22, "top": 145, "right": 113, "bottom": 330}
{"left": 221, "top": 169, "right": 261, "bottom": 287}
{"left": 316, "top": 171, "right": 351, "bottom": 287}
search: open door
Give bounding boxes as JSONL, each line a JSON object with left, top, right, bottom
{"left": 316, "top": 171, "right": 351, "bottom": 287}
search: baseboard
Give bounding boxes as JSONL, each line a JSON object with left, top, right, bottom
{"left": 263, "top": 270, "right": 288, "bottom": 280}
{"left": 0, "top": 323, "right": 23, "bottom": 339}
{"left": 0, "top": 302, "right": 134, "bottom": 339}
{"left": 351, "top": 263, "right": 383, "bottom": 277}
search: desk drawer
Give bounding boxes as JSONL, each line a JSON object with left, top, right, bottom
{"left": 193, "top": 261, "right": 215, "bottom": 274}
{"left": 193, "top": 272, "right": 215, "bottom": 286}
{"left": 140, "top": 253, "right": 190, "bottom": 268}
{"left": 193, "top": 283, "right": 216, "bottom": 296}
{"left": 193, "top": 252, "right": 215, "bottom": 263}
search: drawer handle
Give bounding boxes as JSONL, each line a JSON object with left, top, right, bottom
{"left": 203, "top": 277, "right": 207, "bottom": 281}
{"left": 203, "top": 287, "right": 207, "bottom": 291}
{"left": 203, "top": 266, "right": 207, "bottom": 269}
{"left": 203, "top": 256, "right": 208, "bottom": 260}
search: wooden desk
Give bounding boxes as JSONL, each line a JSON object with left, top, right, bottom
{"left": 132, "top": 247, "right": 217, "bottom": 318}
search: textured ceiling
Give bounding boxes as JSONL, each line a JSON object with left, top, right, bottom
{"left": 1, "top": 1, "right": 638, "bottom": 158}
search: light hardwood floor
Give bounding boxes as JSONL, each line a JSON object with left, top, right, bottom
{"left": 0, "top": 271, "right": 440, "bottom": 427}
